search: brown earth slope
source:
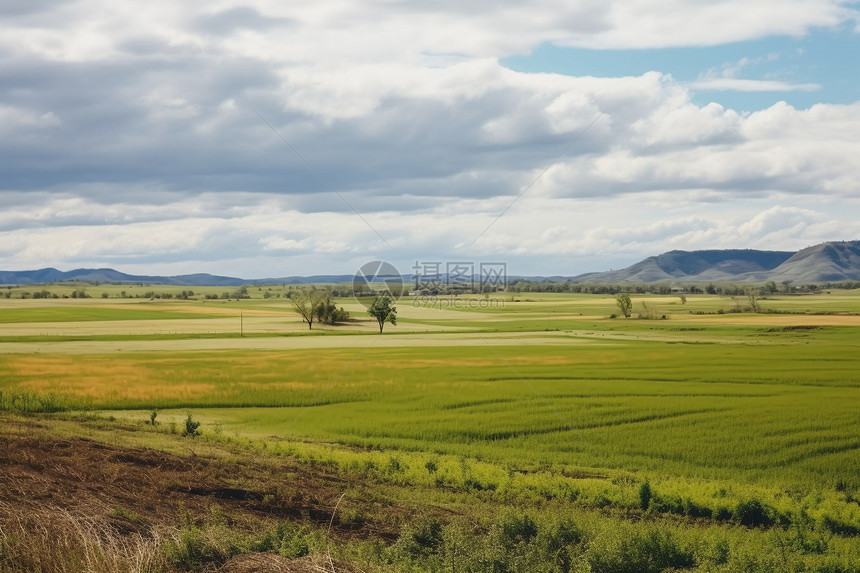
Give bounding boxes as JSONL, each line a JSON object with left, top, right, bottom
{"left": 0, "top": 418, "right": 401, "bottom": 572}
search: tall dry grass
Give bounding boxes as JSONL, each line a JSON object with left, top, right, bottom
{"left": 0, "top": 502, "right": 163, "bottom": 573}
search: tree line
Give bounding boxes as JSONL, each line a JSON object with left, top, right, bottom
{"left": 509, "top": 279, "right": 860, "bottom": 295}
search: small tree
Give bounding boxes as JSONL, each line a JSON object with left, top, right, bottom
{"left": 289, "top": 288, "right": 325, "bottom": 330}
{"left": 313, "top": 297, "right": 350, "bottom": 325}
{"left": 746, "top": 289, "right": 760, "bottom": 313}
{"left": 183, "top": 413, "right": 201, "bottom": 437}
{"left": 368, "top": 296, "right": 397, "bottom": 333}
{"left": 616, "top": 293, "right": 632, "bottom": 318}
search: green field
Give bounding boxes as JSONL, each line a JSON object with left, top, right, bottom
{"left": 2, "top": 287, "right": 860, "bottom": 571}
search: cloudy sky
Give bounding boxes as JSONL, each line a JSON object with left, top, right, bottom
{"left": 2, "top": 1, "right": 860, "bottom": 278}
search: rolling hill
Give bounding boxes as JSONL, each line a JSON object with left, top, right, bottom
{"left": 2, "top": 241, "right": 859, "bottom": 286}
{"left": 571, "top": 241, "right": 860, "bottom": 284}
{"left": 0, "top": 267, "right": 247, "bottom": 287}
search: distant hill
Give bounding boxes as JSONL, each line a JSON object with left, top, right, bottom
{"left": 764, "top": 241, "right": 860, "bottom": 283}
{"left": 571, "top": 241, "right": 860, "bottom": 284}
{"left": 2, "top": 241, "right": 859, "bottom": 286}
{"left": 0, "top": 267, "right": 249, "bottom": 287}
{"left": 0, "top": 267, "right": 376, "bottom": 287}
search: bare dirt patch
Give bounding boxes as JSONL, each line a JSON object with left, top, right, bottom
{"left": 0, "top": 418, "right": 400, "bottom": 571}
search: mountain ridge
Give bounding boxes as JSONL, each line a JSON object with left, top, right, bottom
{"left": 570, "top": 241, "right": 860, "bottom": 284}
{"left": 2, "top": 241, "right": 859, "bottom": 286}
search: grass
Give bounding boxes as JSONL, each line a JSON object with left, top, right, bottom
{"left": 0, "top": 305, "right": 225, "bottom": 323}
{"left": 2, "top": 288, "right": 860, "bottom": 570}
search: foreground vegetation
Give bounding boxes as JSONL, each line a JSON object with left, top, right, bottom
{"left": 1, "top": 285, "right": 860, "bottom": 571}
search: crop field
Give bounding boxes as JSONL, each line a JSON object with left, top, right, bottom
{"left": 2, "top": 285, "right": 860, "bottom": 572}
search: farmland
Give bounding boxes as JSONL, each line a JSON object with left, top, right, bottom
{"left": 2, "top": 284, "right": 860, "bottom": 571}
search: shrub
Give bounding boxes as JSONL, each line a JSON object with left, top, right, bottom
{"left": 183, "top": 413, "right": 201, "bottom": 437}
{"left": 733, "top": 499, "right": 775, "bottom": 527}
{"left": 256, "top": 523, "right": 321, "bottom": 559}
{"left": 537, "top": 518, "right": 583, "bottom": 572}
{"left": 638, "top": 480, "right": 652, "bottom": 510}
{"left": 164, "top": 524, "right": 220, "bottom": 568}
{"left": 683, "top": 498, "right": 712, "bottom": 519}
{"left": 650, "top": 493, "right": 684, "bottom": 515}
{"left": 495, "top": 512, "right": 538, "bottom": 546}
{"left": 587, "top": 528, "right": 694, "bottom": 573}
{"left": 821, "top": 515, "right": 860, "bottom": 536}
{"left": 392, "top": 517, "right": 444, "bottom": 559}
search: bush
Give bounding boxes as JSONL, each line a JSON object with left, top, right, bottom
{"left": 183, "top": 413, "right": 201, "bottom": 437}
{"left": 163, "top": 523, "right": 243, "bottom": 569}
{"left": 587, "top": 528, "right": 694, "bottom": 573}
{"left": 650, "top": 493, "right": 683, "bottom": 515}
{"left": 537, "top": 518, "right": 583, "bottom": 572}
{"left": 821, "top": 515, "right": 860, "bottom": 537}
{"left": 638, "top": 480, "right": 652, "bottom": 510}
{"left": 733, "top": 499, "right": 775, "bottom": 527}
{"left": 256, "top": 523, "right": 322, "bottom": 559}
{"left": 391, "top": 517, "right": 444, "bottom": 559}
{"left": 495, "top": 513, "right": 538, "bottom": 546}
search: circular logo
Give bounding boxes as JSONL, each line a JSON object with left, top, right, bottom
{"left": 352, "top": 260, "right": 404, "bottom": 308}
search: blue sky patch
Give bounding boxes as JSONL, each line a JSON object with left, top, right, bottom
{"left": 502, "top": 27, "right": 859, "bottom": 112}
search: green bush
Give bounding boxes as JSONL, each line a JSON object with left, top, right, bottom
{"left": 163, "top": 524, "right": 240, "bottom": 569}
{"left": 256, "top": 522, "right": 318, "bottom": 559}
{"left": 587, "top": 528, "right": 694, "bottom": 573}
{"left": 494, "top": 513, "right": 538, "bottom": 546}
{"left": 638, "top": 480, "right": 652, "bottom": 510}
{"left": 183, "top": 413, "right": 201, "bottom": 437}
{"left": 391, "top": 517, "right": 444, "bottom": 559}
{"left": 821, "top": 515, "right": 860, "bottom": 537}
{"left": 733, "top": 499, "right": 775, "bottom": 527}
{"left": 536, "top": 518, "right": 583, "bottom": 572}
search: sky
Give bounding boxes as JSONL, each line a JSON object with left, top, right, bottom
{"left": 2, "top": 1, "right": 860, "bottom": 279}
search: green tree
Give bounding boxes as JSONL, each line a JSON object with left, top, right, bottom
{"left": 368, "top": 296, "right": 397, "bottom": 333}
{"left": 289, "top": 289, "right": 349, "bottom": 329}
{"left": 616, "top": 293, "right": 632, "bottom": 318}
{"left": 313, "top": 297, "right": 350, "bottom": 325}
{"left": 289, "top": 288, "right": 325, "bottom": 330}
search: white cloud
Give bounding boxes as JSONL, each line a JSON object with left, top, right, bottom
{"left": 690, "top": 78, "right": 820, "bottom": 92}
{"left": 0, "top": 1, "right": 859, "bottom": 276}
